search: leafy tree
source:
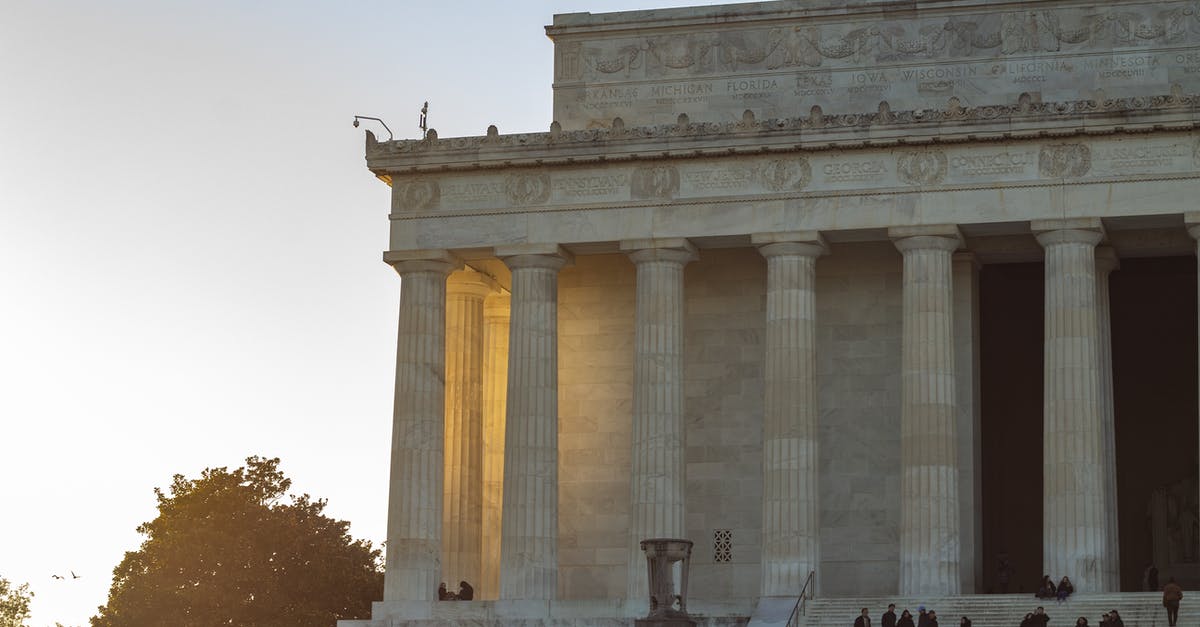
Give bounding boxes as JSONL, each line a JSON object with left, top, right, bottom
{"left": 0, "top": 577, "right": 33, "bottom": 627}
{"left": 92, "top": 456, "right": 382, "bottom": 627}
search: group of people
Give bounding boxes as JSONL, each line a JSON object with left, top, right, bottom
{"left": 436, "top": 580, "right": 474, "bottom": 601}
{"left": 853, "top": 604, "right": 970, "bottom": 627}
{"left": 1050, "top": 609, "right": 1123, "bottom": 627}
{"left": 1034, "top": 575, "right": 1074, "bottom": 601}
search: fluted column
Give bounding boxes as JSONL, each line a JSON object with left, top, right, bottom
{"left": 497, "top": 245, "right": 571, "bottom": 600}
{"left": 1186, "top": 214, "right": 1200, "bottom": 574}
{"left": 620, "top": 238, "right": 696, "bottom": 601}
{"left": 753, "top": 231, "right": 827, "bottom": 597}
{"left": 1033, "top": 219, "right": 1109, "bottom": 591}
{"left": 382, "top": 250, "right": 460, "bottom": 602}
{"left": 481, "top": 292, "right": 510, "bottom": 600}
{"left": 442, "top": 271, "right": 491, "bottom": 591}
{"left": 890, "top": 225, "right": 962, "bottom": 596}
{"left": 1095, "top": 247, "right": 1120, "bottom": 591}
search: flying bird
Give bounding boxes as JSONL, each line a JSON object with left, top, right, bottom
{"left": 51, "top": 574, "right": 64, "bottom": 580}
{"left": 71, "top": 571, "right": 81, "bottom": 579}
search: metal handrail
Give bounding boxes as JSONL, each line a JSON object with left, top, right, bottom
{"left": 786, "top": 570, "right": 816, "bottom": 627}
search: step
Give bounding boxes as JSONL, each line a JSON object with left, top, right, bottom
{"left": 801, "top": 593, "right": 1191, "bottom": 627}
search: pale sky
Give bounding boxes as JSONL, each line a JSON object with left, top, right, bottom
{"left": 0, "top": 1, "right": 733, "bottom": 624}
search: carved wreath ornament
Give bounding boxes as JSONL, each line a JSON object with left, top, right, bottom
{"left": 897, "top": 151, "right": 948, "bottom": 186}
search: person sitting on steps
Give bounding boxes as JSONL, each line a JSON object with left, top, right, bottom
{"left": 897, "top": 609, "right": 915, "bottom": 627}
{"left": 1056, "top": 576, "right": 1074, "bottom": 602}
{"left": 1035, "top": 575, "right": 1057, "bottom": 599}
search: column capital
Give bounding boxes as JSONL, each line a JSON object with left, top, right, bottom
{"left": 448, "top": 269, "right": 499, "bottom": 299}
{"left": 1095, "top": 246, "right": 1120, "bottom": 275}
{"left": 953, "top": 251, "right": 981, "bottom": 268}
{"left": 1185, "top": 212, "right": 1200, "bottom": 240}
{"left": 495, "top": 244, "right": 573, "bottom": 271}
{"left": 889, "top": 225, "right": 963, "bottom": 253}
{"left": 1032, "top": 218, "right": 1106, "bottom": 248}
{"left": 384, "top": 249, "right": 462, "bottom": 275}
{"left": 752, "top": 231, "right": 828, "bottom": 259}
{"left": 620, "top": 238, "right": 697, "bottom": 265}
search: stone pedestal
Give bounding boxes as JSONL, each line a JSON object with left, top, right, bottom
{"left": 890, "top": 226, "right": 963, "bottom": 596}
{"left": 382, "top": 250, "right": 460, "bottom": 602}
{"left": 621, "top": 239, "right": 696, "bottom": 601}
{"left": 753, "top": 232, "right": 826, "bottom": 597}
{"left": 1034, "top": 219, "right": 1110, "bottom": 591}
{"left": 635, "top": 539, "right": 696, "bottom": 627}
{"left": 497, "top": 245, "right": 571, "bottom": 600}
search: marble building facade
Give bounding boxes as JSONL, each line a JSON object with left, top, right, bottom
{"left": 343, "top": 1, "right": 1200, "bottom": 624}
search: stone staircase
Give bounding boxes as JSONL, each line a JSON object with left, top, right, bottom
{"left": 801, "top": 593, "right": 1192, "bottom": 627}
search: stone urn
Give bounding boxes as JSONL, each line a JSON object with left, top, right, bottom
{"left": 636, "top": 538, "right": 695, "bottom": 627}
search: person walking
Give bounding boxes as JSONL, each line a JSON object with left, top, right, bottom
{"left": 917, "top": 607, "right": 930, "bottom": 627}
{"left": 1163, "top": 576, "right": 1184, "bottom": 627}
{"left": 927, "top": 610, "right": 939, "bottom": 627}
{"left": 882, "top": 603, "right": 897, "bottom": 627}
{"left": 1107, "top": 609, "right": 1124, "bottom": 627}
{"left": 897, "top": 609, "right": 915, "bottom": 627}
{"left": 855, "top": 607, "right": 873, "bottom": 627}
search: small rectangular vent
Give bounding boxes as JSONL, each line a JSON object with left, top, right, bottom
{"left": 714, "top": 529, "right": 732, "bottom": 563}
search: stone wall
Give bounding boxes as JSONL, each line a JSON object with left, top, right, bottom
{"left": 558, "top": 254, "right": 637, "bottom": 600}
{"left": 555, "top": 244, "right": 913, "bottom": 601}
{"left": 815, "top": 242, "right": 904, "bottom": 596}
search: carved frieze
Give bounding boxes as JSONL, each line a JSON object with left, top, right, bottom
{"left": 897, "top": 151, "right": 949, "bottom": 186}
{"left": 758, "top": 158, "right": 812, "bottom": 192}
{"left": 386, "top": 134, "right": 1199, "bottom": 218}
{"left": 550, "top": 1, "right": 1200, "bottom": 128}
{"left": 631, "top": 165, "right": 680, "bottom": 200}
{"left": 398, "top": 179, "right": 440, "bottom": 211}
{"left": 1039, "top": 144, "right": 1092, "bottom": 178}
{"left": 505, "top": 172, "right": 551, "bottom": 206}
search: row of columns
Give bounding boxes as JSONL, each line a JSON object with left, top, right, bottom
{"left": 382, "top": 217, "right": 1128, "bottom": 604}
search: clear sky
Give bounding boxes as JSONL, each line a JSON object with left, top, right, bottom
{"left": 0, "top": 1, "right": 733, "bottom": 624}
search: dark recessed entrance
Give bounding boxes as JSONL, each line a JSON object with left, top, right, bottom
{"left": 979, "top": 256, "right": 1198, "bottom": 593}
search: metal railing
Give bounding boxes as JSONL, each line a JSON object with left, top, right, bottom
{"left": 786, "top": 571, "right": 816, "bottom": 627}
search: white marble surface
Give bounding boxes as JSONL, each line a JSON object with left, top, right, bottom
{"left": 1034, "top": 220, "right": 1111, "bottom": 592}
{"left": 891, "top": 228, "right": 963, "bottom": 596}
{"left": 622, "top": 238, "right": 695, "bottom": 600}
{"left": 383, "top": 252, "right": 459, "bottom": 603}
{"left": 756, "top": 234, "right": 826, "bottom": 597}
{"left": 499, "top": 250, "right": 570, "bottom": 600}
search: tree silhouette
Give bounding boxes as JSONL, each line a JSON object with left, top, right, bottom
{"left": 91, "top": 456, "right": 381, "bottom": 626}
{"left": 0, "top": 577, "right": 33, "bottom": 627}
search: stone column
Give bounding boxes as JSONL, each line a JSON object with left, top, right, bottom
{"left": 953, "top": 252, "right": 982, "bottom": 594}
{"left": 497, "top": 245, "right": 571, "bottom": 601}
{"left": 752, "top": 232, "right": 827, "bottom": 598}
{"left": 481, "top": 292, "right": 510, "bottom": 600}
{"left": 382, "top": 250, "right": 460, "bottom": 603}
{"left": 889, "top": 225, "right": 962, "bottom": 596}
{"left": 442, "top": 270, "right": 491, "bottom": 592}
{"left": 1095, "top": 247, "right": 1120, "bottom": 591}
{"left": 1033, "top": 218, "right": 1109, "bottom": 591}
{"left": 1187, "top": 214, "right": 1200, "bottom": 575}
{"left": 620, "top": 238, "right": 697, "bottom": 601}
